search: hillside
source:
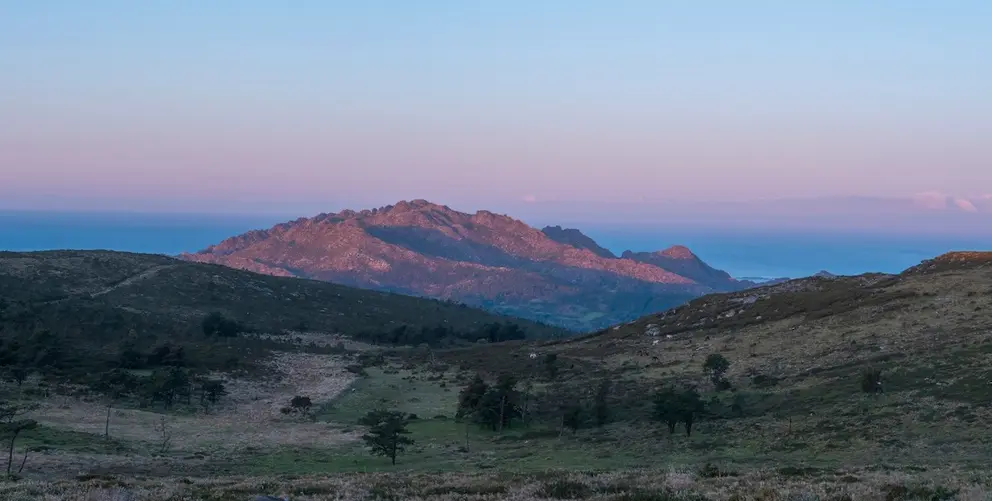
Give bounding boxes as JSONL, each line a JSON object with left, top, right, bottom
{"left": 0, "top": 250, "right": 559, "bottom": 337}
{"left": 389, "top": 251, "right": 992, "bottom": 469}
{"left": 3, "top": 251, "right": 992, "bottom": 499}
{"left": 180, "top": 200, "right": 753, "bottom": 331}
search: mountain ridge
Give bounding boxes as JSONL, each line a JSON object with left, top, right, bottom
{"left": 181, "top": 200, "right": 753, "bottom": 331}
{"left": 540, "top": 225, "right": 617, "bottom": 258}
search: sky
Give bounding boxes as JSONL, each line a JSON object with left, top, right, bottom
{"left": 2, "top": 1, "right": 991, "bottom": 218}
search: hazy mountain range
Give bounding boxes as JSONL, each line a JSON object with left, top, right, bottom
{"left": 180, "top": 200, "right": 760, "bottom": 331}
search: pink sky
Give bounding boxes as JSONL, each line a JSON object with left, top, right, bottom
{"left": 2, "top": 2, "right": 991, "bottom": 215}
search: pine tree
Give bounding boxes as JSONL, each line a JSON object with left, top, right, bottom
{"left": 678, "top": 388, "right": 705, "bottom": 437}
{"left": 456, "top": 374, "right": 489, "bottom": 418}
{"left": 653, "top": 387, "right": 681, "bottom": 434}
{"left": 593, "top": 379, "right": 611, "bottom": 427}
{"left": 360, "top": 410, "right": 414, "bottom": 465}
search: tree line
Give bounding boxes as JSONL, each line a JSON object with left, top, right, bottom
{"left": 352, "top": 322, "right": 528, "bottom": 347}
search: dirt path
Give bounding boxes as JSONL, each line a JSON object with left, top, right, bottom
{"left": 89, "top": 264, "right": 177, "bottom": 298}
{"left": 33, "top": 264, "right": 179, "bottom": 306}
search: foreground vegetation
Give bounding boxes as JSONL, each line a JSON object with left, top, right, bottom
{"left": 4, "top": 466, "right": 991, "bottom": 501}
{"left": 2, "top": 251, "right": 992, "bottom": 500}
{"left": 0, "top": 251, "right": 560, "bottom": 397}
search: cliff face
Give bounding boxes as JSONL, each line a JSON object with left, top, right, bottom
{"left": 181, "top": 200, "right": 749, "bottom": 331}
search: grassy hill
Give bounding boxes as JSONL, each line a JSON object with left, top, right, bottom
{"left": 0, "top": 250, "right": 563, "bottom": 340}
{"left": 3, "top": 250, "right": 992, "bottom": 499}
{"left": 410, "top": 251, "right": 992, "bottom": 468}
{"left": 0, "top": 250, "right": 563, "bottom": 390}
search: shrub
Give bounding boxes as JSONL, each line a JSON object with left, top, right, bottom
{"left": 860, "top": 367, "right": 883, "bottom": 394}
{"left": 345, "top": 364, "right": 368, "bottom": 376}
{"left": 537, "top": 479, "right": 592, "bottom": 499}
{"left": 703, "top": 353, "right": 731, "bottom": 390}
{"left": 201, "top": 312, "right": 244, "bottom": 337}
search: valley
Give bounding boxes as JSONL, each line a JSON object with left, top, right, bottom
{"left": 3, "top": 250, "right": 992, "bottom": 499}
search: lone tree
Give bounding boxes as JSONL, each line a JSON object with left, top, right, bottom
{"left": 861, "top": 367, "right": 883, "bottom": 395}
{"left": 473, "top": 374, "right": 521, "bottom": 432}
{"left": 1, "top": 402, "right": 39, "bottom": 476}
{"left": 562, "top": 404, "right": 584, "bottom": 435}
{"left": 592, "top": 379, "right": 611, "bottom": 427}
{"left": 678, "top": 389, "right": 705, "bottom": 437}
{"left": 653, "top": 387, "right": 706, "bottom": 437}
{"left": 360, "top": 410, "right": 414, "bottom": 465}
{"left": 653, "top": 387, "right": 682, "bottom": 435}
{"left": 95, "top": 369, "right": 139, "bottom": 439}
{"left": 456, "top": 374, "right": 489, "bottom": 419}
{"left": 543, "top": 353, "right": 560, "bottom": 380}
{"left": 703, "top": 354, "right": 732, "bottom": 390}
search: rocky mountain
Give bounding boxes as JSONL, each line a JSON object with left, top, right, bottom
{"left": 541, "top": 225, "right": 616, "bottom": 258}
{"left": 180, "top": 200, "right": 753, "bottom": 331}
{"left": 620, "top": 246, "right": 741, "bottom": 288}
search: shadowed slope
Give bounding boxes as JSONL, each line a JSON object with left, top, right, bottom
{"left": 0, "top": 250, "right": 564, "bottom": 341}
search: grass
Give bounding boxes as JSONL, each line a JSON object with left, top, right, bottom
{"left": 2, "top": 467, "right": 990, "bottom": 501}
{"left": 17, "top": 425, "right": 134, "bottom": 455}
{"left": 317, "top": 368, "right": 458, "bottom": 424}
{"left": 6, "top": 251, "right": 992, "bottom": 499}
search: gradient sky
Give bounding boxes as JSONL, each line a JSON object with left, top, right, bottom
{"left": 2, "top": 1, "right": 991, "bottom": 215}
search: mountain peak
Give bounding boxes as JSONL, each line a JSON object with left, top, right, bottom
{"left": 541, "top": 226, "right": 616, "bottom": 258}
{"left": 383, "top": 199, "right": 450, "bottom": 213}
{"left": 622, "top": 246, "right": 736, "bottom": 288}
{"left": 657, "top": 245, "right": 696, "bottom": 260}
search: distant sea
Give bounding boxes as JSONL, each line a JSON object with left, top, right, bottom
{"left": 584, "top": 226, "right": 992, "bottom": 279}
{"left": 0, "top": 211, "right": 287, "bottom": 257}
{"left": 4, "top": 211, "right": 992, "bottom": 280}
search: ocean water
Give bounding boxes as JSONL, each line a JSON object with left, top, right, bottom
{"left": 583, "top": 226, "right": 992, "bottom": 279}
{"left": 0, "top": 211, "right": 287, "bottom": 256}
{"left": 3, "top": 211, "right": 991, "bottom": 279}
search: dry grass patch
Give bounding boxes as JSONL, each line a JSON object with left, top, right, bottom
{"left": 26, "top": 351, "right": 361, "bottom": 455}
{"left": 2, "top": 468, "right": 988, "bottom": 501}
